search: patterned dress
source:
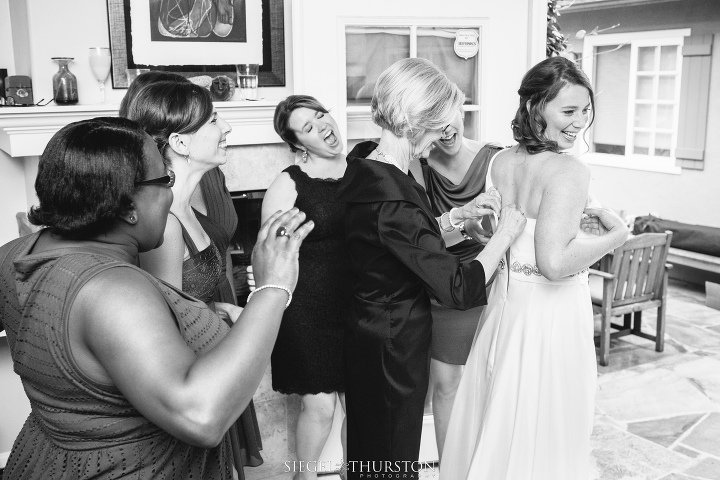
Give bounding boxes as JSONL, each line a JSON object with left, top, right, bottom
{"left": 270, "top": 165, "right": 350, "bottom": 395}
{"left": 186, "top": 167, "right": 264, "bottom": 477}
{"left": 0, "top": 232, "right": 234, "bottom": 479}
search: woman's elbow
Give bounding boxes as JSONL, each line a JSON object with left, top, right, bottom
{"left": 173, "top": 407, "right": 235, "bottom": 448}
{"left": 537, "top": 258, "right": 564, "bottom": 281}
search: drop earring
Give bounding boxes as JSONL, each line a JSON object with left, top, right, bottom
{"left": 186, "top": 154, "right": 190, "bottom": 164}
{"left": 301, "top": 150, "right": 308, "bottom": 163}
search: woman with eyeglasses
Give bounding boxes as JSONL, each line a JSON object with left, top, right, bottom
{"left": 336, "top": 57, "right": 527, "bottom": 479}
{"left": 124, "top": 81, "right": 264, "bottom": 478}
{"left": 0, "top": 117, "right": 313, "bottom": 479}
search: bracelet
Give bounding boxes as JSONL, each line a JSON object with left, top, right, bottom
{"left": 449, "top": 207, "right": 464, "bottom": 228}
{"left": 459, "top": 222, "right": 475, "bottom": 241}
{"left": 246, "top": 284, "right": 292, "bottom": 309}
{"left": 439, "top": 211, "right": 455, "bottom": 232}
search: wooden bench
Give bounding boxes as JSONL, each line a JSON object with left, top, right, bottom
{"left": 666, "top": 247, "right": 720, "bottom": 309}
{"left": 666, "top": 247, "right": 720, "bottom": 275}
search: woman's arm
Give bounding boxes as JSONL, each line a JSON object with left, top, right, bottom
{"left": 73, "top": 209, "right": 313, "bottom": 448}
{"left": 261, "top": 172, "right": 297, "bottom": 223}
{"left": 138, "top": 214, "right": 185, "bottom": 288}
{"left": 535, "top": 157, "right": 628, "bottom": 280}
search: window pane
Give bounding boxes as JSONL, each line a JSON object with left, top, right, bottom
{"left": 638, "top": 47, "right": 656, "bottom": 71}
{"left": 659, "top": 45, "right": 677, "bottom": 71}
{"left": 592, "top": 44, "right": 630, "bottom": 154}
{"left": 657, "top": 76, "right": 675, "bottom": 100}
{"left": 655, "top": 133, "right": 672, "bottom": 157}
{"left": 656, "top": 104, "right": 674, "bottom": 129}
{"left": 634, "top": 104, "right": 653, "bottom": 128}
{"left": 634, "top": 131, "right": 650, "bottom": 155}
{"left": 346, "top": 27, "right": 410, "bottom": 106}
{"left": 417, "top": 27, "right": 479, "bottom": 105}
{"left": 463, "top": 111, "right": 480, "bottom": 141}
{"left": 636, "top": 76, "right": 653, "bottom": 100}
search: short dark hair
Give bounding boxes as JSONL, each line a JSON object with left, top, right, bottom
{"left": 123, "top": 81, "right": 214, "bottom": 160}
{"left": 27, "top": 117, "right": 148, "bottom": 239}
{"left": 273, "top": 95, "right": 329, "bottom": 152}
{"left": 118, "top": 71, "right": 189, "bottom": 117}
{"left": 511, "top": 56, "right": 595, "bottom": 154}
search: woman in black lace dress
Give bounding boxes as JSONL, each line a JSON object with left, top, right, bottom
{"left": 262, "top": 95, "right": 349, "bottom": 480}
{"left": 124, "top": 81, "right": 263, "bottom": 479}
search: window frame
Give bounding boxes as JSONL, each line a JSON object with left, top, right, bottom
{"left": 341, "top": 18, "right": 485, "bottom": 142}
{"left": 581, "top": 28, "right": 691, "bottom": 174}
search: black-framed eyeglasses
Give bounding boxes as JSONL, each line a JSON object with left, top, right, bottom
{"left": 135, "top": 169, "right": 175, "bottom": 188}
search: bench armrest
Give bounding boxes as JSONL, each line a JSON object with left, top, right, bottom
{"left": 589, "top": 268, "right": 615, "bottom": 280}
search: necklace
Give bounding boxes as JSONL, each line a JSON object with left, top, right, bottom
{"left": 374, "top": 148, "right": 403, "bottom": 171}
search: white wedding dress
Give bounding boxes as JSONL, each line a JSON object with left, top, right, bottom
{"left": 441, "top": 153, "right": 597, "bottom": 480}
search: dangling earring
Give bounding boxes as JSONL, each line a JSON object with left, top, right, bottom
{"left": 301, "top": 150, "right": 308, "bottom": 163}
{"left": 185, "top": 154, "right": 190, "bottom": 164}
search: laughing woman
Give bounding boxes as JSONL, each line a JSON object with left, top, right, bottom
{"left": 124, "top": 81, "right": 264, "bottom": 479}
{"left": 261, "top": 95, "right": 350, "bottom": 480}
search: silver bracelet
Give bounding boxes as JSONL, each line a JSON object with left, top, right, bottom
{"left": 246, "top": 284, "right": 292, "bottom": 309}
{"left": 439, "top": 211, "right": 455, "bottom": 232}
{"left": 459, "top": 222, "right": 475, "bottom": 241}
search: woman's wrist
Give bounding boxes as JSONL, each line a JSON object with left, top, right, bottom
{"left": 449, "top": 207, "right": 464, "bottom": 227}
{"left": 246, "top": 284, "right": 293, "bottom": 309}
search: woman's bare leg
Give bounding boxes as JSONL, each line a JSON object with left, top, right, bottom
{"left": 295, "top": 392, "right": 337, "bottom": 480}
{"left": 430, "top": 358, "right": 464, "bottom": 460}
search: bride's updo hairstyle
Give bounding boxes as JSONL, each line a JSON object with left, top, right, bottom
{"left": 512, "top": 56, "right": 595, "bottom": 154}
{"left": 371, "top": 58, "right": 465, "bottom": 144}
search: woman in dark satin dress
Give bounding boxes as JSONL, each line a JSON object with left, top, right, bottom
{"left": 336, "top": 58, "right": 527, "bottom": 480}
{"left": 124, "top": 81, "right": 264, "bottom": 478}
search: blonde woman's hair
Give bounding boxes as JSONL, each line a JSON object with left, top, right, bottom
{"left": 371, "top": 58, "right": 465, "bottom": 143}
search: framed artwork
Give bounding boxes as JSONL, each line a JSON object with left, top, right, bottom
{"left": 107, "top": 0, "right": 285, "bottom": 88}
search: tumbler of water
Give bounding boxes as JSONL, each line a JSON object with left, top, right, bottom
{"left": 235, "top": 64, "right": 259, "bottom": 100}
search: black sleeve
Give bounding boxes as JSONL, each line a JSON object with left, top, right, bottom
{"left": 378, "top": 201, "right": 487, "bottom": 310}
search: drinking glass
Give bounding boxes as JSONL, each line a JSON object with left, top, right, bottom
{"left": 235, "top": 64, "right": 259, "bottom": 100}
{"left": 89, "top": 47, "right": 112, "bottom": 103}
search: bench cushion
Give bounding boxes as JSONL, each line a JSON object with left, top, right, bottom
{"left": 633, "top": 215, "right": 720, "bottom": 257}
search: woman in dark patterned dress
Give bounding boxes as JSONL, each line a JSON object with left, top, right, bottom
{"left": 0, "top": 117, "right": 312, "bottom": 479}
{"left": 124, "top": 81, "right": 264, "bottom": 479}
{"left": 261, "top": 95, "right": 349, "bottom": 480}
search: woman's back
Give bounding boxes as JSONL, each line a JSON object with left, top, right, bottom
{"left": 0, "top": 233, "right": 233, "bottom": 480}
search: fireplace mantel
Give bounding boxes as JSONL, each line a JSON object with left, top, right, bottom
{"left": 0, "top": 100, "right": 280, "bottom": 158}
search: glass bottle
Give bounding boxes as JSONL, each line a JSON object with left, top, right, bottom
{"left": 52, "top": 57, "right": 78, "bottom": 105}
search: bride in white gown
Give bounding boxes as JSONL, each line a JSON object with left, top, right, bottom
{"left": 441, "top": 57, "right": 629, "bottom": 480}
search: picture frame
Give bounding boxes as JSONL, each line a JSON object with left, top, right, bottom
{"left": 106, "top": 0, "right": 285, "bottom": 89}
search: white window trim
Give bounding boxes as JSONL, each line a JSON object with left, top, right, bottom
{"left": 341, "top": 18, "right": 486, "bottom": 141}
{"left": 581, "top": 28, "right": 690, "bottom": 174}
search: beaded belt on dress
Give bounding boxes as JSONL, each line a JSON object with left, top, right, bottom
{"left": 499, "top": 258, "right": 588, "bottom": 283}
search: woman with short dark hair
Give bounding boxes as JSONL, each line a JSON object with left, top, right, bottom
{"left": 0, "top": 117, "right": 313, "bottom": 479}
{"left": 442, "top": 56, "right": 628, "bottom": 479}
{"left": 262, "top": 95, "right": 349, "bottom": 480}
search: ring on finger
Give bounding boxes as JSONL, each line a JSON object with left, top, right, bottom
{"left": 276, "top": 226, "right": 291, "bottom": 238}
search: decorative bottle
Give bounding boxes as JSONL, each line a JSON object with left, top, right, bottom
{"left": 52, "top": 57, "right": 78, "bottom": 105}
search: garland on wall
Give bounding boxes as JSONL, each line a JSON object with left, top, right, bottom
{"left": 547, "top": 0, "right": 570, "bottom": 57}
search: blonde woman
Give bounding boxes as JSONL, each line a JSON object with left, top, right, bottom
{"left": 336, "top": 58, "right": 526, "bottom": 479}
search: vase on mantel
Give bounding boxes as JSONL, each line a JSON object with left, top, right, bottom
{"left": 52, "top": 57, "right": 78, "bottom": 105}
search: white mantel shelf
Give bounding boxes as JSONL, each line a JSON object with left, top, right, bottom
{"left": 0, "top": 99, "right": 280, "bottom": 158}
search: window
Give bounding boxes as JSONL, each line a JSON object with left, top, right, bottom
{"left": 582, "top": 29, "right": 690, "bottom": 173}
{"left": 345, "top": 24, "right": 482, "bottom": 140}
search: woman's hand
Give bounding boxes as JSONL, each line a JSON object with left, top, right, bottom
{"left": 494, "top": 204, "right": 527, "bottom": 243}
{"left": 451, "top": 187, "right": 501, "bottom": 224}
{"left": 582, "top": 207, "right": 629, "bottom": 247}
{"left": 214, "top": 302, "right": 243, "bottom": 323}
{"left": 251, "top": 208, "right": 314, "bottom": 292}
{"left": 463, "top": 217, "right": 493, "bottom": 244}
